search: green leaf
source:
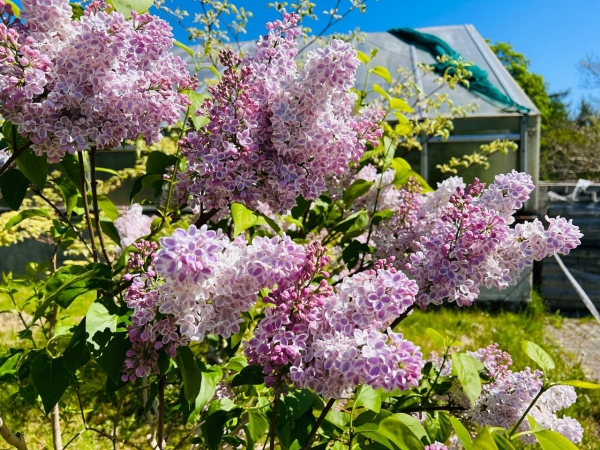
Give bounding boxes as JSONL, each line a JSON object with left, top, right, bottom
{"left": 372, "top": 83, "right": 391, "bottom": 101}
{"left": 354, "top": 385, "right": 381, "bottom": 413}
{"left": 187, "top": 365, "right": 222, "bottom": 424}
{"left": 0, "top": 169, "right": 29, "bottom": 210}
{"left": 558, "top": 380, "right": 600, "bottom": 389}
{"left": 356, "top": 50, "right": 370, "bottom": 64}
{"left": 491, "top": 432, "right": 516, "bottom": 450}
{"left": 31, "top": 354, "right": 72, "bottom": 414}
{"left": 70, "top": 3, "right": 84, "bottom": 19}
{"left": 391, "top": 157, "right": 432, "bottom": 192}
{"left": 100, "top": 218, "right": 122, "bottom": 245}
{"left": 343, "top": 179, "right": 374, "bottom": 206}
{"left": 424, "top": 411, "right": 452, "bottom": 444}
{"left": 352, "top": 409, "right": 393, "bottom": 434}
{"left": 256, "top": 211, "right": 282, "bottom": 235}
{"left": 371, "top": 65, "right": 392, "bottom": 85}
{"left": 372, "top": 208, "right": 394, "bottom": 226}
{"left": 521, "top": 340, "right": 555, "bottom": 373}
{"left": 451, "top": 352, "right": 484, "bottom": 406}
{"left": 176, "top": 346, "right": 202, "bottom": 404}
{"left": 377, "top": 416, "right": 425, "bottom": 450}
{"left": 527, "top": 416, "right": 578, "bottom": 450}
{"left": 342, "top": 240, "right": 369, "bottom": 270}
{"left": 332, "top": 210, "right": 369, "bottom": 238}
{"left": 96, "top": 194, "right": 119, "bottom": 220}
{"left": 86, "top": 298, "right": 130, "bottom": 383}
{"left": 55, "top": 154, "right": 83, "bottom": 194}
{"left": 63, "top": 319, "right": 91, "bottom": 374}
{"left": 174, "top": 40, "right": 195, "bottom": 57}
{"left": 393, "top": 413, "right": 430, "bottom": 445}
{"left": 55, "top": 176, "right": 79, "bottom": 217}
{"left": 277, "top": 389, "right": 313, "bottom": 426}
{"left": 231, "top": 202, "right": 261, "bottom": 237}
{"left": 130, "top": 173, "right": 164, "bottom": 202}
{"left": 184, "top": 91, "right": 211, "bottom": 130}
{"left": 95, "top": 167, "right": 121, "bottom": 177}
{"left": 201, "top": 405, "right": 242, "bottom": 450}
{"left": 426, "top": 328, "right": 446, "bottom": 348}
{"left": 246, "top": 409, "right": 269, "bottom": 447}
{"left": 390, "top": 98, "right": 414, "bottom": 113}
{"left": 3, "top": 208, "right": 50, "bottom": 231}
{"left": 46, "top": 263, "right": 111, "bottom": 309}
{"left": 16, "top": 148, "right": 48, "bottom": 190}
{"left": 472, "top": 427, "right": 499, "bottom": 450}
{"left": 230, "top": 364, "right": 265, "bottom": 387}
{"left": 107, "top": 0, "right": 153, "bottom": 19}
{"left": 146, "top": 151, "right": 177, "bottom": 175}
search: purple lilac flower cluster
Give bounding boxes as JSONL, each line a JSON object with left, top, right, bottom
{"left": 0, "top": 0, "right": 194, "bottom": 163}
{"left": 428, "top": 344, "right": 583, "bottom": 444}
{"left": 372, "top": 171, "right": 582, "bottom": 307}
{"left": 468, "top": 367, "right": 582, "bottom": 444}
{"left": 114, "top": 204, "right": 153, "bottom": 252}
{"left": 178, "top": 13, "right": 382, "bottom": 214}
{"left": 122, "top": 226, "right": 307, "bottom": 381}
{"left": 246, "top": 256, "right": 423, "bottom": 398}
{"left": 424, "top": 443, "right": 448, "bottom": 450}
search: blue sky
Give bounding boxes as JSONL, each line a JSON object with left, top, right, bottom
{"left": 157, "top": 0, "right": 600, "bottom": 112}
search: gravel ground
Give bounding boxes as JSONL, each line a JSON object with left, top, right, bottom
{"left": 546, "top": 318, "right": 600, "bottom": 381}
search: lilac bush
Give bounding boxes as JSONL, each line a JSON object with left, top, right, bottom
{"left": 0, "top": 1, "right": 596, "bottom": 449}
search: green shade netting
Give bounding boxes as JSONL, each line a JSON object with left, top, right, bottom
{"left": 388, "top": 27, "right": 530, "bottom": 114}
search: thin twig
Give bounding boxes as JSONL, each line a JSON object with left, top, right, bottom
{"left": 32, "top": 188, "right": 93, "bottom": 255}
{"left": 390, "top": 304, "right": 415, "bottom": 330}
{"left": 89, "top": 148, "right": 112, "bottom": 266}
{"left": 300, "top": 398, "right": 336, "bottom": 450}
{"left": 77, "top": 151, "right": 98, "bottom": 262}
{"left": 0, "top": 143, "right": 27, "bottom": 177}
{"left": 269, "top": 386, "right": 279, "bottom": 450}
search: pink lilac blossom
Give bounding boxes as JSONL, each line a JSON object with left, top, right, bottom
{"left": 246, "top": 256, "right": 423, "bottom": 398}
{"left": 467, "top": 368, "right": 582, "bottom": 444}
{"left": 114, "top": 203, "right": 153, "bottom": 251}
{"left": 424, "top": 443, "right": 448, "bottom": 450}
{"left": 122, "top": 227, "right": 308, "bottom": 381}
{"left": 0, "top": 0, "right": 194, "bottom": 163}
{"left": 178, "top": 13, "right": 381, "bottom": 214}
{"left": 428, "top": 344, "right": 583, "bottom": 445}
{"left": 391, "top": 172, "right": 584, "bottom": 308}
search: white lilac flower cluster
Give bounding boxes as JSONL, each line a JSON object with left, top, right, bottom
{"left": 178, "top": 13, "right": 382, "bottom": 214}
{"left": 372, "top": 171, "right": 582, "bottom": 307}
{"left": 246, "top": 254, "right": 422, "bottom": 399}
{"left": 114, "top": 203, "right": 153, "bottom": 252}
{"left": 0, "top": 0, "right": 194, "bottom": 163}
{"left": 429, "top": 344, "right": 583, "bottom": 444}
{"left": 122, "top": 226, "right": 307, "bottom": 380}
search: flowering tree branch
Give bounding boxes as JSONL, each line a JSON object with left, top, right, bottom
{"left": 0, "top": 415, "right": 28, "bottom": 450}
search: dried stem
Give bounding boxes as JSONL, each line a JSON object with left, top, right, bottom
{"left": 0, "top": 416, "right": 28, "bottom": 450}
{"left": 77, "top": 151, "right": 98, "bottom": 262}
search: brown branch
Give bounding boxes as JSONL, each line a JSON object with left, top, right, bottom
{"left": 0, "top": 415, "right": 28, "bottom": 450}
{"left": 0, "top": 144, "right": 26, "bottom": 177}
{"left": 300, "top": 398, "right": 335, "bottom": 450}
{"left": 390, "top": 304, "right": 415, "bottom": 330}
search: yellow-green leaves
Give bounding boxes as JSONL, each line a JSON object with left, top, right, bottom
{"left": 451, "top": 352, "right": 484, "bottom": 406}
{"left": 521, "top": 340, "right": 555, "bottom": 374}
{"left": 107, "top": 0, "right": 153, "bottom": 19}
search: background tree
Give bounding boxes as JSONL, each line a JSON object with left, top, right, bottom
{"left": 490, "top": 41, "right": 600, "bottom": 181}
